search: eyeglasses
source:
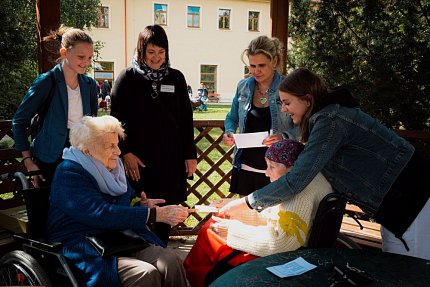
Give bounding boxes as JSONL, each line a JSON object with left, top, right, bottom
{"left": 329, "top": 263, "right": 373, "bottom": 287}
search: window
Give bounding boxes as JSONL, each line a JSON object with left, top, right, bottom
{"left": 248, "top": 11, "right": 260, "bottom": 32}
{"left": 94, "top": 61, "right": 115, "bottom": 87}
{"left": 218, "top": 9, "right": 231, "bottom": 30}
{"left": 96, "top": 6, "right": 110, "bottom": 28}
{"left": 187, "top": 6, "right": 200, "bottom": 28}
{"left": 200, "top": 65, "right": 217, "bottom": 93}
{"left": 154, "top": 3, "right": 167, "bottom": 26}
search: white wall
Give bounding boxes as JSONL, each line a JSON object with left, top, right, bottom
{"left": 89, "top": 0, "right": 271, "bottom": 102}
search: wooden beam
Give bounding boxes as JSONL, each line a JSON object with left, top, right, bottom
{"left": 36, "top": 0, "right": 60, "bottom": 73}
{"left": 270, "top": 0, "right": 289, "bottom": 75}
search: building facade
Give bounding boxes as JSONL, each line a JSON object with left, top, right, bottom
{"left": 88, "top": 0, "right": 270, "bottom": 102}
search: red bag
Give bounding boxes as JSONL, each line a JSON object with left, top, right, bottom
{"left": 184, "top": 219, "right": 258, "bottom": 287}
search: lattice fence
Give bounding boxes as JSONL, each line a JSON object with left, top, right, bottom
{"left": 172, "top": 120, "right": 234, "bottom": 236}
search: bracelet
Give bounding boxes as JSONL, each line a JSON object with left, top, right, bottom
{"left": 22, "top": 156, "right": 32, "bottom": 162}
{"left": 244, "top": 196, "right": 253, "bottom": 210}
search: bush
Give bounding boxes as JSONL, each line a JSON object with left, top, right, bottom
{"left": 288, "top": 0, "right": 430, "bottom": 130}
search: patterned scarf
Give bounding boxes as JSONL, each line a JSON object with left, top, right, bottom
{"left": 132, "top": 56, "right": 169, "bottom": 82}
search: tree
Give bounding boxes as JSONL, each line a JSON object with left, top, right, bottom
{"left": 0, "top": 0, "right": 100, "bottom": 120}
{"left": 288, "top": 0, "right": 430, "bottom": 130}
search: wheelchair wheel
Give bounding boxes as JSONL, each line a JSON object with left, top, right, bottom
{"left": 336, "top": 232, "right": 362, "bottom": 249}
{"left": 0, "top": 250, "right": 52, "bottom": 286}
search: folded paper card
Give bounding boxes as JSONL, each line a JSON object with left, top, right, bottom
{"left": 233, "top": 132, "right": 268, "bottom": 149}
{"left": 266, "top": 257, "right": 317, "bottom": 278}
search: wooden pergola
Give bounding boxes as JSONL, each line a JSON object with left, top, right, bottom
{"left": 36, "top": 0, "right": 289, "bottom": 74}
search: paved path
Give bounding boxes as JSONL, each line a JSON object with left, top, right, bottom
{"left": 168, "top": 236, "right": 196, "bottom": 261}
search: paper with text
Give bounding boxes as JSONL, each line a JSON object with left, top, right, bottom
{"left": 266, "top": 257, "right": 317, "bottom": 278}
{"left": 233, "top": 131, "right": 268, "bottom": 149}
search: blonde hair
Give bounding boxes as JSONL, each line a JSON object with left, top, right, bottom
{"left": 43, "top": 24, "right": 94, "bottom": 63}
{"left": 70, "top": 116, "right": 125, "bottom": 151}
{"left": 241, "top": 35, "right": 284, "bottom": 72}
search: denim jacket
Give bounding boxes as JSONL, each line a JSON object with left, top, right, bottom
{"left": 224, "top": 71, "right": 297, "bottom": 169}
{"left": 248, "top": 104, "right": 414, "bottom": 216}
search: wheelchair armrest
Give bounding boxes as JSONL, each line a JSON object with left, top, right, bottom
{"left": 13, "top": 233, "right": 63, "bottom": 252}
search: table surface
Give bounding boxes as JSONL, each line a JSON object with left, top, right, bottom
{"left": 209, "top": 248, "right": 430, "bottom": 287}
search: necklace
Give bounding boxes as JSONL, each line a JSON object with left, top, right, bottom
{"left": 256, "top": 84, "right": 269, "bottom": 105}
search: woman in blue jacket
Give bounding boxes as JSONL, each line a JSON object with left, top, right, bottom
{"left": 221, "top": 68, "right": 430, "bottom": 260}
{"left": 12, "top": 25, "right": 99, "bottom": 187}
{"left": 223, "top": 35, "right": 296, "bottom": 196}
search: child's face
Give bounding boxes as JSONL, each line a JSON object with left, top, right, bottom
{"left": 265, "top": 158, "right": 291, "bottom": 182}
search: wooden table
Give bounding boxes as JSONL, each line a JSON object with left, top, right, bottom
{"left": 209, "top": 248, "right": 430, "bottom": 286}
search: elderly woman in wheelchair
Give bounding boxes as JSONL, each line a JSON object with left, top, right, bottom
{"left": 45, "top": 115, "right": 189, "bottom": 286}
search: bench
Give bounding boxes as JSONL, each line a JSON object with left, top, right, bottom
{"left": 340, "top": 204, "right": 382, "bottom": 250}
{"left": 208, "top": 93, "right": 220, "bottom": 103}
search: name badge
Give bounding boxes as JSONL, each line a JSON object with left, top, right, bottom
{"left": 160, "top": 84, "right": 175, "bottom": 93}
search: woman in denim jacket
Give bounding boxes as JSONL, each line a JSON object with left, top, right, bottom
{"left": 221, "top": 68, "right": 430, "bottom": 260}
{"left": 223, "top": 36, "right": 296, "bottom": 196}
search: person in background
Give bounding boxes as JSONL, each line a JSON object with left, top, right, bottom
{"left": 110, "top": 25, "right": 197, "bottom": 245}
{"left": 12, "top": 25, "right": 98, "bottom": 187}
{"left": 220, "top": 68, "right": 430, "bottom": 260}
{"left": 100, "top": 79, "right": 111, "bottom": 100}
{"left": 184, "top": 139, "right": 332, "bottom": 287}
{"left": 223, "top": 35, "right": 297, "bottom": 196}
{"left": 47, "top": 115, "right": 189, "bottom": 287}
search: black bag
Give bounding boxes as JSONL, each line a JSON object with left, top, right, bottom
{"left": 29, "top": 71, "right": 56, "bottom": 140}
{"left": 86, "top": 230, "right": 150, "bottom": 257}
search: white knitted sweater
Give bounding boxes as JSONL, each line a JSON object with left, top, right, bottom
{"left": 226, "top": 172, "right": 332, "bottom": 257}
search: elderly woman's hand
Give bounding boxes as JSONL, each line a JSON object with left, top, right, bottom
{"left": 210, "top": 215, "right": 230, "bottom": 239}
{"left": 155, "top": 205, "right": 189, "bottom": 226}
{"left": 123, "top": 152, "right": 145, "bottom": 181}
{"left": 218, "top": 197, "right": 249, "bottom": 218}
{"left": 140, "top": 192, "right": 165, "bottom": 208}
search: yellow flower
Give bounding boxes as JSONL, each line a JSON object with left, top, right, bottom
{"left": 278, "top": 210, "right": 308, "bottom": 245}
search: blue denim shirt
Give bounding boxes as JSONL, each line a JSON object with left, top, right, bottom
{"left": 248, "top": 104, "right": 414, "bottom": 216}
{"left": 225, "top": 71, "right": 298, "bottom": 168}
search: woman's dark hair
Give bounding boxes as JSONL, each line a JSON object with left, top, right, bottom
{"left": 136, "top": 25, "right": 170, "bottom": 67}
{"left": 279, "top": 68, "right": 327, "bottom": 142}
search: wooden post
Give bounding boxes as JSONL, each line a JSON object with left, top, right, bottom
{"left": 270, "top": 0, "right": 289, "bottom": 75}
{"left": 36, "top": 0, "right": 60, "bottom": 74}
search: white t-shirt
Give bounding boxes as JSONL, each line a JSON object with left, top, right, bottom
{"left": 67, "top": 85, "right": 83, "bottom": 129}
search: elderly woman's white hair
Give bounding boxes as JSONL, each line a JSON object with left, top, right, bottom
{"left": 70, "top": 115, "right": 125, "bottom": 151}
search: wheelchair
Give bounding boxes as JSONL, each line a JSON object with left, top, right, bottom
{"left": 0, "top": 171, "right": 78, "bottom": 287}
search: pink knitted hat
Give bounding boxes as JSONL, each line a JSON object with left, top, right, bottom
{"left": 265, "top": 139, "right": 304, "bottom": 167}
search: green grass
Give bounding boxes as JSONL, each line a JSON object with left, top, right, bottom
{"left": 193, "top": 104, "right": 231, "bottom": 120}
{"left": 98, "top": 103, "right": 231, "bottom": 120}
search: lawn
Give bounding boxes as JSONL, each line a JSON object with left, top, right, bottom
{"left": 192, "top": 103, "right": 231, "bottom": 120}
{"left": 99, "top": 103, "right": 231, "bottom": 120}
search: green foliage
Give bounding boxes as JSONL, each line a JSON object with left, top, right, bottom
{"left": 288, "top": 0, "right": 430, "bottom": 130}
{"left": 0, "top": 0, "right": 101, "bottom": 120}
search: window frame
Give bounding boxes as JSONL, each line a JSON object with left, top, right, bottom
{"left": 200, "top": 64, "right": 218, "bottom": 93}
{"left": 187, "top": 5, "right": 201, "bottom": 28}
{"left": 95, "top": 5, "right": 110, "bottom": 29}
{"left": 154, "top": 3, "right": 168, "bottom": 26}
{"left": 248, "top": 10, "right": 260, "bottom": 32}
{"left": 218, "top": 8, "right": 231, "bottom": 30}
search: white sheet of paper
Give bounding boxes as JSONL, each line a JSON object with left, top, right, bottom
{"left": 266, "top": 257, "right": 317, "bottom": 278}
{"left": 233, "top": 132, "right": 268, "bottom": 149}
{"left": 193, "top": 205, "right": 219, "bottom": 213}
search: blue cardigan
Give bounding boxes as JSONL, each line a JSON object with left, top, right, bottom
{"left": 12, "top": 64, "right": 99, "bottom": 163}
{"left": 47, "top": 160, "right": 164, "bottom": 286}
